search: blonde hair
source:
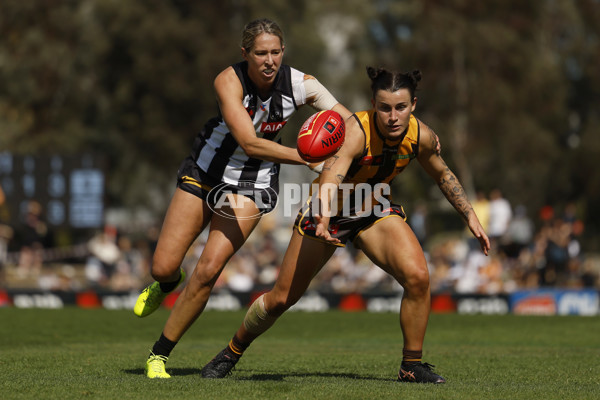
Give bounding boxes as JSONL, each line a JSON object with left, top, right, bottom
{"left": 241, "top": 18, "right": 284, "bottom": 51}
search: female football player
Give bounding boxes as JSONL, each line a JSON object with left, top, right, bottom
{"left": 134, "top": 18, "right": 351, "bottom": 379}
{"left": 201, "top": 67, "right": 490, "bottom": 383}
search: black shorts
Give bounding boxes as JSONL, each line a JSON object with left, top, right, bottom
{"left": 293, "top": 197, "right": 406, "bottom": 247}
{"left": 176, "top": 156, "right": 278, "bottom": 214}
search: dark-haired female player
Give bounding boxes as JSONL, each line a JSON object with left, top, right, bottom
{"left": 202, "top": 67, "right": 490, "bottom": 383}
{"left": 133, "top": 18, "right": 351, "bottom": 379}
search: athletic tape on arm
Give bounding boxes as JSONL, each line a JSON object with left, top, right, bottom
{"left": 304, "top": 78, "right": 339, "bottom": 111}
{"left": 243, "top": 294, "right": 279, "bottom": 335}
{"left": 309, "top": 161, "right": 325, "bottom": 174}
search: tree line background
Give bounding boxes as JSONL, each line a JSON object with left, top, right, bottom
{"left": 1, "top": 0, "right": 599, "bottom": 250}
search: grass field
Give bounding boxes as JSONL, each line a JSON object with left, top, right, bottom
{"left": 0, "top": 308, "right": 599, "bottom": 400}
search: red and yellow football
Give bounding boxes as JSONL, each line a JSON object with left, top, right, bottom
{"left": 297, "top": 110, "right": 345, "bottom": 163}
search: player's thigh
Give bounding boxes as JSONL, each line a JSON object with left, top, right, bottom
{"left": 203, "top": 195, "right": 263, "bottom": 259}
{"left": 355, "top": 216, "right": 427, "bottom": 285}
{"left": 153, "top": 188, "right": 212, "bottom": 273}
{"left": 192, "top": 194, "right": 263, "bottom": 281}
{"left": 268, "top": 231, "right": 337, "bottom": 309}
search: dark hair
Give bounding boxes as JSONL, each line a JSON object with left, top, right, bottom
{"left": 366, "top": 67, "right": 421, "bottom": 100}
{"left": 241, "top": 18, "right": 284, "bottom": 51}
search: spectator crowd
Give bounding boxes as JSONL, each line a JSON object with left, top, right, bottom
{"left": 1, "top": 188, "right": 598, "bottom": 295}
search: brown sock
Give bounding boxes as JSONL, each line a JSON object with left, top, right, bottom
{"left": 226, "top": 335, "right": 249, "bottom": 359}
{"left": 402, "top": 349, "right": 422, "bottom": 365}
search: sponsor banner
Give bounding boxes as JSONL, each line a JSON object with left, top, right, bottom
{"left": 510, "top": 289, "right": 599, "bottom": 316}
{"left": 454, "top": 294, "right": 510, "bottom": 315}
{"left": 10, "top": 291, "right": 70, "bottom": 309}
{"left": 338, "top": 293, "right": 367, "bottom": 311}
{"left": 100, "top": 292, "right": 139, "bottom": 310}
{"left": 0, "top": 289, "right": 265, "bottom": 311}
{"left": 76, "top": 291, "right": 101, "bottom": 308}
{"left": 362, "top": 292, "right": 455, "bottom": 313}
{"left": 1, "top": 289, "right": 598, "bottom": 315}
{"left": 204, "top": 290, "right": 247, "bottom": 311}
{"left": 431, "top": 294, "right": 457, "bottom": 313}
{"left": 366, "top": 295, "right": 403, "bottom": 313}
{"left": 289, "top": 291, "right": 331, "bottom": 312}
{"left": 4, "top": 290, "right": 140, "bottom": 310}
{"left": 0, "top": 290, "right": 11, "bottom": 307}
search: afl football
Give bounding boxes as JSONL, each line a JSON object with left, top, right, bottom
{"left": 297, "top": 110, "right": 345, "bottom": 163}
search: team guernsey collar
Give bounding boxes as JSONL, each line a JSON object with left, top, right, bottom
{"left": 373, "top": 110, "right": 410, "bottom": 144}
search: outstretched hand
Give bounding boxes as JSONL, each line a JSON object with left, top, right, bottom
{"left": 314, "top": 214, "right": 340, "bottom": 244}
{"left": 469, "top": 221, "right": 491, "bottom": 256}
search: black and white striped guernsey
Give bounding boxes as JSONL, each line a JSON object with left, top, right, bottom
{"left": 191, "top": 61, "right": 308, "bottom": 191}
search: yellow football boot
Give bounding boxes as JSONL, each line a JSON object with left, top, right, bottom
{"left": 145, "top": 352, "right": 171, "bottom": 379}
{"left": 134, "top": 269, "right": 186, "bottom": 317}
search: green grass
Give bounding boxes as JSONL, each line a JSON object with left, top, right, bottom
{"left": 1, "top": 308, "right": 599, "bottom": 399}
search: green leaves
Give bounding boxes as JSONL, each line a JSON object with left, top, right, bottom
{"left": 1, "top": 0, "right": 599, "bottom": 238}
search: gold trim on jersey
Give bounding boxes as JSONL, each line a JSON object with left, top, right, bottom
{"left": 346, "top": 110, "right": 420, "bottom": 185}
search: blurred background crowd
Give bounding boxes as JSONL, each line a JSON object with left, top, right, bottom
{"left": 1, "top": 185, "right": 598, "bottom": 295}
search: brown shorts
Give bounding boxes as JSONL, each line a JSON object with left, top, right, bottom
{"left": 293, "top": 197, "right": 406, "bottom": 247}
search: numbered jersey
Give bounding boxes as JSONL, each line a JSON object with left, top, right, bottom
{"left": 191, "top": 62, "right": 309, "bottom": 190}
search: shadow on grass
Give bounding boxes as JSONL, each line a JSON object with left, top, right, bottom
{"left": 123, "top": 368, "right": 392, "bottom": 381}
{"left": 239, "top": 371, "right": 392, "bottom": 382}
{"left": 123, "top": 368, "right": 202, "bottom": 376}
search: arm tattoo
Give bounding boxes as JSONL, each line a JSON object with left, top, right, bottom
{"left": 429, "top": 130, "right": 441, "bottom": 157}
{"left": 429, "top": 131, "right": 437, "bottom": 151}
{"left": 322, "top": 155, "right": 345, "bottom": 182}
{"left": 322, "top": 155, "right": 339, "bottom": 171}
{"left": 437, "top": 165, "right": 473, "bottom": 221}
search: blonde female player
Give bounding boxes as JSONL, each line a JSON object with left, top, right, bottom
{"left": 202, "top": 67, "right": 490, "bottom": 383}
{"left": 133, "top": 18, "right": 351, "bottom": 379}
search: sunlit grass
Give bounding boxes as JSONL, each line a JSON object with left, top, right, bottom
{"left": 1, "top": 308, "right": 598, "bottom": 399}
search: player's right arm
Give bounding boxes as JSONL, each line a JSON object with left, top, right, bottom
{"left": 214, "top": 67, "right": 306, "bottom": 165}
{"left": 303, "top": 75, "right": 352, "bottom": 120}
{"left": 314, "top": 115, "right": 365, "bottom": 243}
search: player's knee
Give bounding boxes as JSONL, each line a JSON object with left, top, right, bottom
{"left": 150, "top": 250, "right": 183, "bottom": 282}
{"left": 404, "top": 266, "right": 430, "bottom": 297}
{"left": 150, "top": 261, "right": 179, "bottom": 282}
{"left": 266, "top": 302, "right": 287, "bottom": 317}
{"left": 189, "top": 258, "right": 224, "bottom": 289}
{"left": 265, "top": 293, "right": 296, "bottom": 317}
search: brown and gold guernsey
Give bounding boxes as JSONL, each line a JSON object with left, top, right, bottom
{"left": 329, "top": 110, "right": 420, "bottom": 215}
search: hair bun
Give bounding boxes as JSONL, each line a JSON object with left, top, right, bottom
{"left": 366, "top": 66, "right": 385, "bottom": 81}
{"left": 366, "top": 66, "right": 421, "bottom": 98}
{"left": 410, "top": 70, "right": 422, "bottom": 84}
{"left": 366, "top": 66, "right": 376, "bottom": 79}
